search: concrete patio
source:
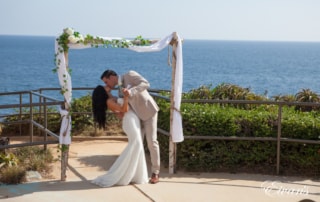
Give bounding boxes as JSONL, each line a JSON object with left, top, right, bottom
{"left": 0, "top": 137, "right": 319, "bottom": 202}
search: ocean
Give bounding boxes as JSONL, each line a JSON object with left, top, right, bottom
{"left": 1, "top": 35, "right": 320, "bottom": 105}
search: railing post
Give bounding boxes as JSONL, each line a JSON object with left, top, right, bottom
{"left": 169, "top": 33, "right": 178, "bottom": 174}
{"left": 44, "top": 97, "right": 48, "bottom": 150}
{"left": 19, "top": 93, "right": 22, "bottom": 136}
{"left": 39, "top": 89, "right": 43, "bottom": 137}
{"left": 29, "top": 92, "right": 33, "bottom": 142}
{"left": 276, "top": 104, "right": 282, "bottom": 175}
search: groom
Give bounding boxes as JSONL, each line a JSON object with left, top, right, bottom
{"left": 101, "top": 69, "right": 160, "bottom": 184}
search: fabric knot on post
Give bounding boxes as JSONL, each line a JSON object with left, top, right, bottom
{"left": 59, "top": 107, "right": 71, "bottom": 145}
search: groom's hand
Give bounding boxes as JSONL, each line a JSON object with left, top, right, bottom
{"left": 123, "top": 88, "right": 130, "bottom": 97}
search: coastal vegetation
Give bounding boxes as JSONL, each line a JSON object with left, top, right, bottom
{"left": 0, "top": 146, "right": 55, "bottom": 184}
{"left": 157, "top": 84, "right": 320, "bottom": 177}
{"left": 1, "top": 83, "right": 320, "bottom": 179}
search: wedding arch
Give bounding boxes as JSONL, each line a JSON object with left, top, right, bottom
{"left": 54, "top": 28, "right": 184, "bottom": 180}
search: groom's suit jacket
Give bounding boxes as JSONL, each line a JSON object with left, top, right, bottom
{"left": 122, "top": 70, "right": 159, "bottom": 121}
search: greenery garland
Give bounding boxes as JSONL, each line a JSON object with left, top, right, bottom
{"left": 56, "top": 27, "right": 150, "bottom": 53}
{"left": 52, "top": 27, "right": 151, "bottom": 95}
{"left": 53, "top": 27, "right": 150, "bottom": 73}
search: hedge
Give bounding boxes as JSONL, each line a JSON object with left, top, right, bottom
{"left": 157, "top": 99, "right": 320, "bottom": 177}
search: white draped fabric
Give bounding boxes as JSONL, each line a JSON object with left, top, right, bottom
{"left": 55, "top": 32, "right": 184, "bottom": 144}
{"left": 172, "top": 35, "right": 184, "bottom": 143}
{"left": 129, "top": 33, "right": 184, "bottom": 142}
{"left": 55, "top": 43, "right": 72, "bottom": 145}
{"left": 54, "top": 44, "right": 72, "bottom": 105}
{"left": 58, "top": 107, "right": 72, "bottom": 144}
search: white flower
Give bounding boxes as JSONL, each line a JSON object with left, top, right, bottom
{"left": 64, "top": 28, "right": 74, "bottom": 36}
{"left": 78, "top": 34, "right": 84, "bottom": 42}
{"left": 68, "top": 35, "right": 79, "bottom": 44}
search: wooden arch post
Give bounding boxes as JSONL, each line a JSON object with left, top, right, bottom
{"left": 169, "top": 32, "right": 178, "bottom": 174}
{"left": 61, "top": 51, "right": 70, "bottom": 181}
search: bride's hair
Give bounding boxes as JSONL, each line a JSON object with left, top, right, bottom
{"left": 92, "top": 85, "right": 109, "bottom": 129}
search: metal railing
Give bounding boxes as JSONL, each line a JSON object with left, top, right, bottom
{"left": 152, "top": 94, "right": 320, "bottom": 174}
{"left": 0, "top": 89, "right": 65, "bottom": 149}
{"left": 1, "top": 88, "right": 320, "bottom": 176}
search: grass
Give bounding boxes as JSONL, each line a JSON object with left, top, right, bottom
{"left": 0, "top": 166, "right": 26, "bottom": 184}
{"left": 0, "top": 146, "right": 56, "bottom": 184}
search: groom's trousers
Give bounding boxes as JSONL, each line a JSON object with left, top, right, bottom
{"left": 141, "top": 112, "right": 160, "bottom": 175}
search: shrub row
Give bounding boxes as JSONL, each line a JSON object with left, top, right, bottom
{"left": 157, "top": 99, "right": 320, "bottom": 177}
{"left": 2, "top": 85, "right": 320, "bottom": 177}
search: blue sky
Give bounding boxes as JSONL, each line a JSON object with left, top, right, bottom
{"left": 1, "top": 0, "right": 320, "bottom": 42}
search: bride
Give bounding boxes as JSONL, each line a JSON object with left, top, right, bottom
{"left": 91, "top": 85, "right": 148, "bottom": 187}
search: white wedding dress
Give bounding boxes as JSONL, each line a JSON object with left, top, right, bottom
{"left": 92, "top": 99, "right": 148, "bottom": 187}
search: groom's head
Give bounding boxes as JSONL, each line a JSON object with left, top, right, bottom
{"left": 101, "top": 70, "right": 118, "bottom": 88}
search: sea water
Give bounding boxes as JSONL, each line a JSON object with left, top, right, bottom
{"left": 1, "top": 35, "right": 320, "bottom": 105}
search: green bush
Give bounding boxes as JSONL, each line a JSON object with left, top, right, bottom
{"left": 14, "top": 146, "right": 55, "bottom": 173}
{"left": 0, "top": 152, "right": 24, "bottom": 184}
{"left": 2, "top": 107, "right": 61, "bottom": 136}
{"left": 70, "top": 93, "right": 94, "bottom": 133}
{"left": 0, "top": 153, "right": 19, "bottom": 169}
{"left": 1, "top": 93, "right": 122, "bottom": 136}
{"left": 0, "top": 166, "right": 26, "bottom": 184}
{"left": 281, "top": 109, "right": 320, "bottom": 139}
{"left": 157, "top": 88, "right": 320, "bottom": 177}
{"left": 0, "top": 146, "right": 56, "bottom": 184}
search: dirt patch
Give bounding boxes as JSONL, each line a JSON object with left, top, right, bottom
{"left": 2, "top": 136, "right": 128, "bottom": 182}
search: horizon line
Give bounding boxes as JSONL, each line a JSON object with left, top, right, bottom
{"left": 1, "top": 34, "right": 320, "bottom": 43}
